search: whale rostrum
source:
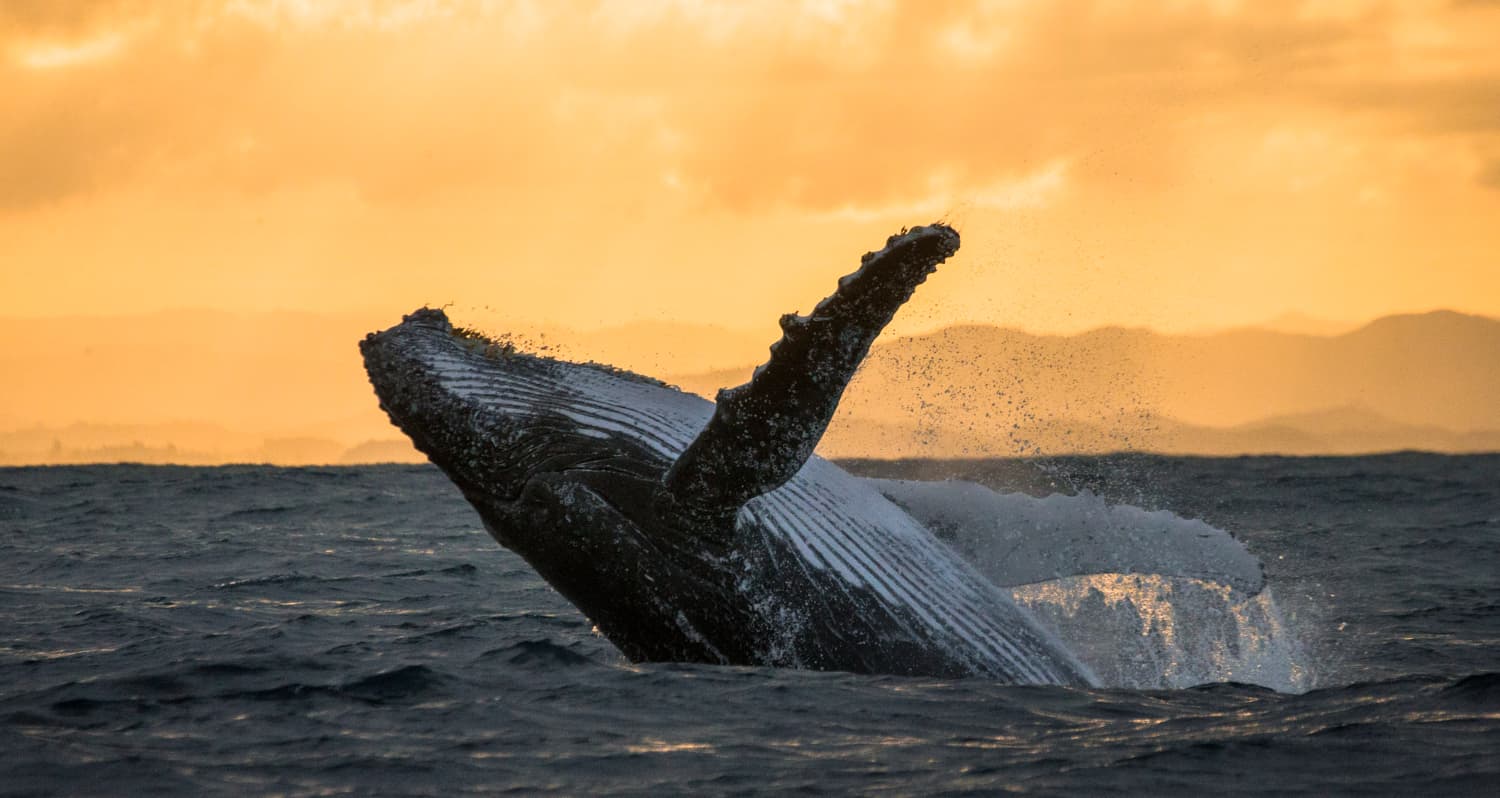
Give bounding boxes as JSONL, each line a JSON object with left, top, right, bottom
{"left": 361, "top": 224, "right": 1096, "bottom": 684}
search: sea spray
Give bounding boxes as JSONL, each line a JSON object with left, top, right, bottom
{"left": 1012, "top": 574, "right": 1311, "bottom": 691}
{"left": 871, "top": 478, "right": 1310, "bottom": 689}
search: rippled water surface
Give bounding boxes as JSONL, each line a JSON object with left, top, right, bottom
{"left": 2, "top": 455, "right": 1497, "bottom": 795}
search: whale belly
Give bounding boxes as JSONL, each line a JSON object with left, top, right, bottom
{"left": 744, "top": 459, "right": 1095, "bottom": 685}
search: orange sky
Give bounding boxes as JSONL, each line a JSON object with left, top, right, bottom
{"left": 2, "top": 0, "right": 1499, "bottom": 336}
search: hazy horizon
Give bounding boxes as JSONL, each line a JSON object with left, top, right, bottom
{"left": 2, "top": 301, "right": 1490, "bottom": 337}
{"left": 5, "top": 307, "right": 1498, "bottom": 464}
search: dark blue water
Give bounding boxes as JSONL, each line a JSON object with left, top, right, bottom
{"left": 2, "top": 455, "right": 1496, "bottom": 795}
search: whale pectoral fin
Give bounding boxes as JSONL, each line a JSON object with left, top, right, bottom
{"left": 868, "top": 477, "right": 1266, "bottom": 595}
{"left": 656, "top": 225, "right": 961, "bottom": 527}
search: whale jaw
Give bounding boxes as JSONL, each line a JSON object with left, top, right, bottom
{"left": 361, "top": 309, "right": 779, "bottom": 664}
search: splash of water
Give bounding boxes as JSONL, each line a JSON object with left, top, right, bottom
{"left": 1012, "top": 574, "right": 1312, "bottom": 692}
{"left": 874, "top": 478, "right": 1315, "bottom": 691}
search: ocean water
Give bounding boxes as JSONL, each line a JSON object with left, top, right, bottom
{"left": 1, "top": 454, "right": 1496, "bottom": 795}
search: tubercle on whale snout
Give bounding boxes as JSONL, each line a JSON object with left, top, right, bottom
{"left": 360, "top": 324, "right": 531, "bottom": 503}
{"left": 362, "top": 312, "right": 674, "bottom": 496}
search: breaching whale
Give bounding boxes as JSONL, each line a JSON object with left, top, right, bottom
{"left": 362, "top": 226, "right": 1110, "bottom": 684}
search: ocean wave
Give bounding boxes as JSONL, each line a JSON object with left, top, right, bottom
{"left": 479, "top": 639, "right": 602, "bottom": 668}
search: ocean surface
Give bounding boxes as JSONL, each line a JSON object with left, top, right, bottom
{"left": 1, "top": 454, "right": 1496, "bottom": 795}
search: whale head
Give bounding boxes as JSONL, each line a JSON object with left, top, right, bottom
{"left": 359, "top": 309, "right": 761, "bottom": 663}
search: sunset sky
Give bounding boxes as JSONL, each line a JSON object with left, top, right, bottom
{"left": 3, "top": 0, "right": 1498, "bottom": 338}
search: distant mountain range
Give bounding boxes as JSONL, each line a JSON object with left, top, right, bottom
{"left": 1, "top": 309, "right": 1496, "bottom": 464}
{"left": 809, "top": 406, "right": 1500, "bottom": 459}
{"left": 668, "top": 310, "right": 1500, "bottom": 458}
{"left": 1210, "top": 311, "right": 1364, "bottom": 337}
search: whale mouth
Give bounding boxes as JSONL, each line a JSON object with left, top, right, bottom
{"left": 360, "top": 307, "right": 708, "bottom": 504}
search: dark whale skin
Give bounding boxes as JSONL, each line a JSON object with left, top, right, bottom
{"left": 361, "top": 226, "right": 1094, "bottom": 685}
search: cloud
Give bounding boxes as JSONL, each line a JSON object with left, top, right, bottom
{"left": 0, "top": 1, "right": 144, "bottom": 36}
{"left": 0, "top": 0, "right": 1498, "bottom": 215}
{"left": 817, "top": 160, "right": 1070, "bottom": 223}
{"left": 1479, "top": 158, "right": 1500, "bottom": 189}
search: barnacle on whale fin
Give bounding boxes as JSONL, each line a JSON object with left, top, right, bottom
{"left": 657, "top": 224, "right": 960, "bottom": 527}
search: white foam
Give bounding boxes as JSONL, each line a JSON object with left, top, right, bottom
{"left": 869, "top": 478, "right": 1310, "bottom": 691}
{"left": 1011, "top": 575, "right": 1312, "bottom": 692}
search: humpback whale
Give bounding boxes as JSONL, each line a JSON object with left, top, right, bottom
{"left": 362, "top": 225, "right": 1104, "bottom": 684}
